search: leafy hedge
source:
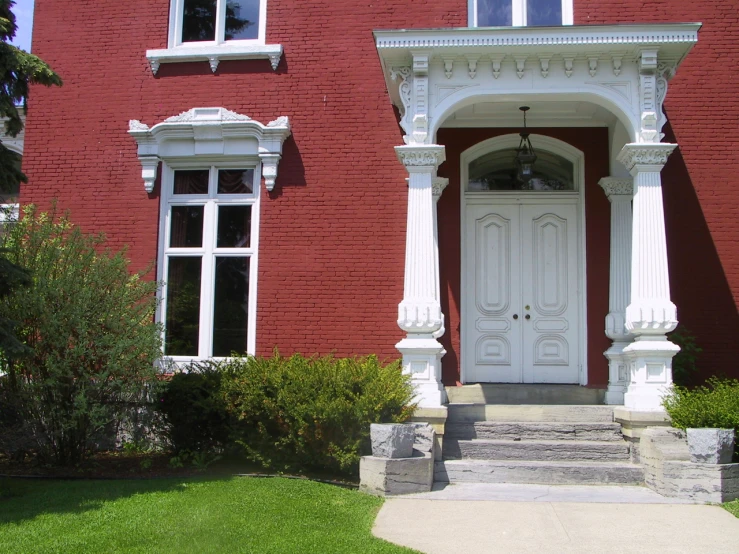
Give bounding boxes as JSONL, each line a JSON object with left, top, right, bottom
{"left": 157, "top": 353, "right": 416, "bottom": 475}
{"left": 662, "top": 378, "right": 739, "bottom": 461}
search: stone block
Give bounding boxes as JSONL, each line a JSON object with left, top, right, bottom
{"left": 359, "top": 451, "right": 434, "bottom": 496}
{"left": 370, "top": 423, "right": 415, "bottom": 459}
{"left": 412, "top": 422, "right": 435, "bottom": 453}
{"left": 687, "top": 428, "right": 735, "bottom": 464}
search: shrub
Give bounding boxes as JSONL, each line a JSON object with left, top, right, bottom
{"left": 662, "top": 378, "right": 739, "bottom": 460}
{"left": 668, "top": 327, "right": 702, "bottom": 386}
{"left": 0, "top": 205, "right": 162, "bottom": 465}
{"left": 221, "top": 352, "right": 416, "bottom": 475}
{"left": 156, "top": 360, "right": 232, "bottom": 454}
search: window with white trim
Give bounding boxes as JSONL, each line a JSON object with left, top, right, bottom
{"left": 469, "top": 0, "right": 573, "bottom": 27}
{"left": 169, "top": 0, "right": 266, "bottom": 47}
{"left": 160, "top": 165, "right": 260, "bottom": 359}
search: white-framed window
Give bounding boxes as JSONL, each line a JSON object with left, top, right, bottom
{"left": 168, "top": 0, "right": 267, "bottom": 47}
{"left": 469, "top": 0, "right": 573, "bottom": 27}
{"left": 158, "top": 163, "right": 260, "bottom": 359}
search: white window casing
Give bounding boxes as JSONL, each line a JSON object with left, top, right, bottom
{"left": 146, "top": 0, "right": 282, "bottom": 74}
{"left": 128, "top": 107, "right": 291, "bottom": 364}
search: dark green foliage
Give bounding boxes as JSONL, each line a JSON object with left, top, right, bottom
{"left": 668, "top": 326, "right": 703, "bottom": 386}
{"left": 0, "top": 0, "right": 62, "bottom": 193}
{"left": 0, "top": 246, "right": 30, "bottom": 358}
{"left": 221, "top": 352, "right": 416, "bottom": 475}
{"left": 157, "top": 361, "right": 232, "bottom": 454}
{"left": 0, "top": 205, "right": 162, "bottom": 465}
{"left": 662, "top": 378, "right": 739, "bottom": 460}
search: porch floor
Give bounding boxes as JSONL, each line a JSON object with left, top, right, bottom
{"left": 446, "top": 384, "right": 605, "bottom": 405}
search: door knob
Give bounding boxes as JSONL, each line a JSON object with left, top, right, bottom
{"left": 525, "top": 314, "right": 531, "bottom": 320}
{"left": 512, "top": 314, "right": 519, "bottom": 320}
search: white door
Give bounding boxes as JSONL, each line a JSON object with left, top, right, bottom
{"left": 464, "top": 201, "right": 580, "bottom": 383}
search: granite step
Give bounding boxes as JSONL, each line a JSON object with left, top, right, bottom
{"left": 443, "top": 438, "right": 631, "bottom": 462}
{"left": 445, "top": 421, "right": 624, "bottom": 442}
{"left": 435, "top": 459, "right": 644, "bottom": 485}
{"left": 447, "top": 404, "right": 615, "bottom": 424}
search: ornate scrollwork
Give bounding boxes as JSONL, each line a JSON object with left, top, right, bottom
{"left": 395, "top": 145, "right": 446, "bottom": 169}
{"left": 617, "top": 144, "right": 676, "bottom": 170}
{"left": 599, "top": 177, "right": 633, "bottom": 197}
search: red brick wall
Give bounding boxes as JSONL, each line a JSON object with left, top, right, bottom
{"left": 23, "top": 0, "right": 739, "bottom": 380}
{"left": 437, "top": 128, "right": 611, "bottom": 387}
{"left": 575, "top": 0, "right": 739, "bottom": 379}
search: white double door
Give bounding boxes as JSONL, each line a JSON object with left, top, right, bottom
{"left": 464, "top": 198, "right": 581, "bottom": 383}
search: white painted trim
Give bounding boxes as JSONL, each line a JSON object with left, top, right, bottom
{"left": 459, "top": 133, "right": 587, "bottom": 385}
{"left": 155, "top": 0, "right": 278, "bottom": 73}
{"left": 158, "top": 163, "right": 261, "bottom": 364}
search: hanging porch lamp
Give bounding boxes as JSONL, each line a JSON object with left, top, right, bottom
{"left": 515, "top": 106, "right": 537, "bottom": 183}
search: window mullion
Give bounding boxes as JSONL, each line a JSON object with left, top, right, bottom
{"left": 514, "top": 0, "right": 525, "bottom": 26}
{"left": 199, "top": 201, "right": 217, "bottom": 358}
{"left": 215, "top": 0, "right": 226, "bottom": 44}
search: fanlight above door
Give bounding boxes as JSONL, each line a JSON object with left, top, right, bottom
{"left": 468, "top": 148, "right": 575, "bottom": 192}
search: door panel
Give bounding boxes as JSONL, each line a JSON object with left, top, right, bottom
{"left": 464, "top": 201, "right": 580, "bottom": 383}
{"left": 465, "top": 204, "right": 521, "bottom": 383}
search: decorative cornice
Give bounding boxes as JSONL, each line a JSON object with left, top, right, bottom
{"left": 146, "top": 43, "right": 283, "bottom": 75}
{"left": 599, "top": 177, "right": 633, "bottom": 198}
{"left": 375, "top": 24, "right": 700, "bottom": 53}
{"left": 395, "top": 145, "right": 446, "bottom": 169}
{"left": 128, "top": 108, "right": 291, "bottom": 193}
{"left": 617, "top": 143, "right": 677, "bottom": 171}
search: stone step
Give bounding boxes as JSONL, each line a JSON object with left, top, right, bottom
{"left": 447, "top": 404, "right": 615, "bottom": 424}
{"left": 446, "top": 384, "right": 606, "bottom": 405}
{"left": 435, "top": 459, "right": 644, "bottom": 485}
{"left": 443, "top": 438, "right": 631, "bottom": 462}
{"left": 445, "top": 422, "right": 624, "bottom": 442}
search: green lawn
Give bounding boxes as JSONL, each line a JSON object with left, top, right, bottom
{"left": 0, "top": 477, "right": 415, "bottom": 553}
{"left": 724, "top": 499, "right": 739, "bottom": 518}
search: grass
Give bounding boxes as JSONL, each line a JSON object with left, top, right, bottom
{"left": 724, "top": 499, "right": 739, "bottom": 518}
{"left": 0, "top": 476, "right": 416, "bottom": 553}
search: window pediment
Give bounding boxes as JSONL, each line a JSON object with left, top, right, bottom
{"left": 129, "top": 108, "right": 291, "bottom": 193}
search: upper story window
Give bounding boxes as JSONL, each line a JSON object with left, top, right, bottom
{"left": 469, "top": 0, "right": 573, "bottom": 27}
{"left": 171, "top": 0, "right": 265, "bottom": 46}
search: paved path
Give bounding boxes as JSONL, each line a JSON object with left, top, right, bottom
{"left": 373, "top": 484, "right": 739, "bottom": 554}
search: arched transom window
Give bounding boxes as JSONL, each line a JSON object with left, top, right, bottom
{"left": 468, "top": 147, "right": 575, "bottom": 192}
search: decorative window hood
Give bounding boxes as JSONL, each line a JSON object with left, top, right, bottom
{"left": 146, "top": 43, "right": 283, "bottom": 74}
{"left": 374, "top": 23, "right": 700, "bottom": 145}
{"left": 128, "top": 107, "right": 291, "bottom": 193}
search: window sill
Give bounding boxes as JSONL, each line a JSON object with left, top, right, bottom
{"left": 146, "top": 43, "right": 283, "bottom": 74}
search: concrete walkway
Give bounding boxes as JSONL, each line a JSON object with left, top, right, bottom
{"left": 373, "top": 483, "right": 739, "bottom": 553}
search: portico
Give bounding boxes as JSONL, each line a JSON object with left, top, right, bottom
{"left": 375, "top": 23, "right": 699, "bottom": 411}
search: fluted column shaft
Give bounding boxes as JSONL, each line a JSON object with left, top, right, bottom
{"left": 616, "top": 143, "right": 680, "bottom": 411}
{"left": 395, "top": 144, "right": 447, "bottom": 408}
{"left": 599, "top": 177, "right": 634, "bottom": 405}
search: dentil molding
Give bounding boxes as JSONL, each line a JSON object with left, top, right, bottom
{"left": 599, "top": 177, "right": 633, "bottom": 198}
{"left": 128, "top": 108, "right": 291, "bottom": 193}
{"left": 617, "top": 143, "right": 676, "bottom": 171}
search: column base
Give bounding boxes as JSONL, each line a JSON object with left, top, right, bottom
{"left": 604, "top": 340, "right": 630, "bottom": 405}
{"left": 396, "top": 335, "right": 447, "bottom": 408}
{"left": 622, "top": 337, "right": 680, "bottom": 411}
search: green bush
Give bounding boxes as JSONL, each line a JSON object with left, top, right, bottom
{"left": 668, "top": 327, "right": 702, "bottom": 386}
{"left": 662, "top": 378, "right": 739, "bottom": 460}
{"left": 157, "top": 360, "right": 232, "bottom": 454}
{"left": 221, "top": 352, "right": 416, "bottom": 475}
{"left": 0, "top": 205, "right": 162, "bottom": 465}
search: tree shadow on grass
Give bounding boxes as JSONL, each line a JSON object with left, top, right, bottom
{"left": 0, "top": 475, "right": 233, "bottom": 526}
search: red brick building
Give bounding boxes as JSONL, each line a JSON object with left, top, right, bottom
{"left": 22, "top": 1, "right": 738, "bottom": 412}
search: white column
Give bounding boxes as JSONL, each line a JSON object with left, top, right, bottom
{"left": 617, "top": 143, "right": 680, "bottom": 411}
{"left": 431, "top": 177, "right": 448, "bottom": 340}
{"left": 395, "top": 144, "right": 447, "bottom": 408}
{"left": 599, "top": 177, "right": 634, "bottom": 405}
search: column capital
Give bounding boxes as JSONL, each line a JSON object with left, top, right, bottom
{"left": 396, "top": 144, "right": 446, "bottom": 171}
{"left": 598, "top": 177, "right": 633, "bottom": 200}
{"left": 432, "top": 177, "right": 449, "bottom": 201}
{"left": 617, "top": 143, "right": 676, "bottom": 173}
